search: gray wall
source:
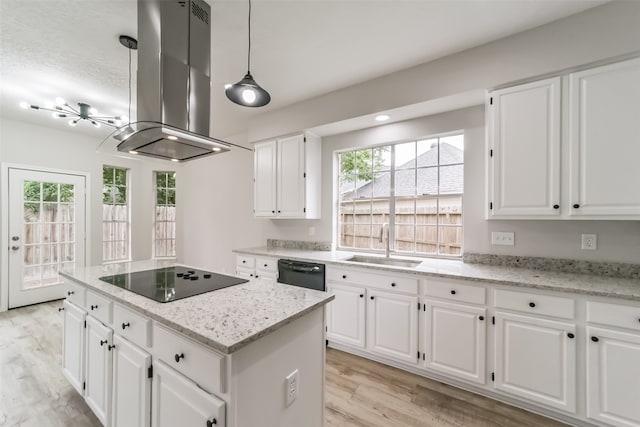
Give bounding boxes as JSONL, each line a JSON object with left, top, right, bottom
{"left": 179, "top": 1, "right": 640, "bottom": 274}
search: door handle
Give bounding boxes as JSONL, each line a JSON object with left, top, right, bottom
{"left": 11, "top": 246, "right": 19, "bottom": 251}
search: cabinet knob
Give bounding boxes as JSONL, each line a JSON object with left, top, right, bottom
{"left": 255, "top": 275, "right": 259, "bottom": 278}
{"left": 206, "top": 419, "right": 218, "bottom": 426}
{"left": 249, "top": 274, "right": 253, "bottom": 277}
{"left": 553, "top": 204, "right": 559, "bottom": 209}
{"left": 67, "top": 291, "right": 74, "bottom": 296}
{"left": 567, "top": 333, "right": 575, "bottom": 339}
{"left": 242, "top": 260, "right": 246, "bottom": 264}
{"left": 108, "top": 344, "right": 116, "bottom": 351}
{"left": 359, "top": 294, "right": 364, "bottom": 298}
{"left": 450, "top": 290, "right": 456, "bottom": 295}
{"left": 391, "top": 283, "right": 396, "bottom": 287}
{"left": 278, "top": 210, "right": 281, "bottom": 213}
{"left": 90, "top": 304, "right": 98, "bottom": 310}
{"left": 264, "top": 264, "right": 268, "bottom": 267}
{"left": 529, "top": 302, "right": 536, "bottom": 308}
{"left": 100, "top": 340, "right": 108, "bottom": 346}
{"left": 479, "top": 316, "right": 484, "bottom": 321}
{"left": 122, "top": 322, "right": 130, "bottom": 330}
{"left": 175, "top": 353, "right": 185, "bottom": 363}
{"left": 58, "top": 307, "right": 64, "bottom": 312}
{"left": 591, "top": 336, "right": 599, "bottom": 343}
{"left": 342, "top": 275, "right": 347, "bottom": 279}
{"left": 573, "top": 204, "right": 580, "bottom": 209}
{"left": 272, "top": 211, "right": 275, "bottom": 214}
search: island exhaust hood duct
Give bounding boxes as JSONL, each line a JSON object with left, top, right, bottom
{"left": 111, "top": 0, "right": 238, "bottom": 162}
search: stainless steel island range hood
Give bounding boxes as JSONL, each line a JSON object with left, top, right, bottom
{"left": 111, "top": 0, "right": 233, "bottom": 162}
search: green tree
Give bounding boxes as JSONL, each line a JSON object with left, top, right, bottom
{"left": 340, "top": 147, "right": 388, "bottom": 182}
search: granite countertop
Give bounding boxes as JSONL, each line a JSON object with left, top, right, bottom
{"left": 60, "top": 260, "right": 334, "bottom": 354}
{"left": 234, "top": 247, "right": 640, "bottom": 302}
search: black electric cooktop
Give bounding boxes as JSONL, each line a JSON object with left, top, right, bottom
{"left": 99, "top": 267, "right": 249, "bottom": 303}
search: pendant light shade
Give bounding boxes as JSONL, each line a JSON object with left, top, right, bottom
{"left": 226, "top": 0, "right": 270, "bottom": 107}
{"left": 226, "top": 72, "right": 271, "bottom": 107}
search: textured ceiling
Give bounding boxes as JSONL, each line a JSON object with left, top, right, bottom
{"left": 0, "top": 0, "right": 606, "bottom": 140}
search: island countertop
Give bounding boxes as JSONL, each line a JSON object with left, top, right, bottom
{"left": 60, "top": 260, "right": 334, "bottom": 354}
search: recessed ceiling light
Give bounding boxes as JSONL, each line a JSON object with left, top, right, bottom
{"left": 224, "top": 84, "right": 232, "bottom": 90}
{"left": 129, "top": 150, "right": 138, "bottom": 154}
{"left": 167, "top": 135, "right": 178, "bottom": 140}
{"left": 171, "top": 158, "right": 179, "bottom": 162}
{"left": 375, "top": 114, "right": 390, "bottom": 122}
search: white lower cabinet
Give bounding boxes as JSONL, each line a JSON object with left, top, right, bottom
{"left": 367, "top": 289, "right": 418, "bottom": 364}
{"left": 587, "top": 326, "right": 640, "bottom": 427}
{"left": 494, "top": 311, "right": 576, "bottom": 413}
{"left": 326, "top": 282, "right": 366, "bottom": 348}
{"left": 85, "top": 315, "right": 114, "bottom": 427}
{"left": 62, "top": 300, "right": 86, "bottom": 395}
{"left": 152, "top": 360, "right": 226, "bottom": 427}
{"left": 112, "top": 335, "right": 151, "bottom": 427}
{"left": 423, "top": 300, "right": 486, "bottom": 384}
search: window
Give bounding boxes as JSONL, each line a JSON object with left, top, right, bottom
{"left": 102, "top": 166, "right": 130, "bottom": 262}
{"left": 338, "top": 134, "right": 464, "bottom": 257}
{"left": 154, "top": 171, "right": 176, "bottom": 258}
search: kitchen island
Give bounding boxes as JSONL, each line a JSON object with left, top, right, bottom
{"left": 60, "top": 260, "right": 334, "bottom": 427}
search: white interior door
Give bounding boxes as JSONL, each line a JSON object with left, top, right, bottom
{"left": 8, "top": 168, "right": 86, "bottom": 308}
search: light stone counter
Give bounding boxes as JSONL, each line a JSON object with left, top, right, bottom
{"left": 60, "top": 259, "right": 334, "bottom": 354}
{"left": 234, "top": 247, "right": 640, "bottom": 301}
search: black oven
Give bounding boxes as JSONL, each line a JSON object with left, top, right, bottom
{"left": 277, "top": 259, "right": 325, "bottom": 291}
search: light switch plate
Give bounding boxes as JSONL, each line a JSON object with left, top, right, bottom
{"left": 491, "top": 231, "right": 515, "bottom": 246}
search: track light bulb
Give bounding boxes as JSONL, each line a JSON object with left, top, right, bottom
{"left": 55, "top": 97, "right": 66, "bottom": 106}
{"left": 19, "top": 101, "right": 29, "bottom": 109}
{"left": 68, "top": 119, "right": 78, "bottom": 126}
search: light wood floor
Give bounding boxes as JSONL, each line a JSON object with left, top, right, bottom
{"left": 1, "top": 301, "right": 567, "bottom": 427}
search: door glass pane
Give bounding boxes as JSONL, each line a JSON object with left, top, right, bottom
{"left": 21, "top": 180, "right": 76, "bottom": 289}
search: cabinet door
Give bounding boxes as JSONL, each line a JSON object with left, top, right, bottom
{"left": 254, "top": 140, "right": 277, "bottom": 217}
{"left": 85, "top": 315, "right": 113, "bottom": 426}
{"left": 494, "top": 312, "right": 576, "bottom": 413}
{"left": 367, "top": 290, "right": 418, "bottom": 364}
{"left": 112, "top": 335, "right": 151, "bottom": 427}
{"left": 62, "top": 300, "right": 86, "bottom": 395}
{"left": 488, "top": 77, "right": 561, "bottom": 218}
{"left": 277, "top": 134, "right": 306, "bottom": 218}
{"left": 326, "top": 283, "right": 366, "bottom": 348}
{"left": 569, "top": 58, "right": 640, "bottom": 218}
{"left": 587, "top": 326, "right": 640, "bottom": 427}
{"left": 423, "top": 300, "right": 486, "bottom": 384}
{"left": 152, "top": 360, "right": 226, "bottom": 427}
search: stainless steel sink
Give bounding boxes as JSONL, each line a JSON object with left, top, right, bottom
{"left": 345, "top": 255, "right": 422, "bottom": 268}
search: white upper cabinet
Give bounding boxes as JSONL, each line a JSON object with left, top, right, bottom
{"left": 487, "top": 57, "right": 640, "bottom": 220}
{"left": 253, "top": 140, "right": 277, "bottom": 217}
{"left": 253, "top": 133, "right": 321, "bottom": 219}
{"left": 488, "top": 77, "right": 561, "bottom": 218}
{"left": 568, "top": 58, "right": 640, "bottom": 218}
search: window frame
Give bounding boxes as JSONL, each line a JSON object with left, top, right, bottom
{"left": 102, "top": 165, "right": 131, "bottom": 264}
{"left": 335, "top": 132, "right": 464, "bottom": 259}
{"left": 153, "top": 171, "right": 177, "bottom": 259}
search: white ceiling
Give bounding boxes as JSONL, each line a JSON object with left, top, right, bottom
{"left": 0, "top": 0, "right": 606, "bottom": 140}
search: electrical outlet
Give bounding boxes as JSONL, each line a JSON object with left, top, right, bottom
{"left": 581, "top": 234, "right": 597, "bottom": 250}
{"left": 285, "top": 369, "right": 299, "bottom": 407}
{"left": 491, "top": 231, "right": 515, "bottom": 246}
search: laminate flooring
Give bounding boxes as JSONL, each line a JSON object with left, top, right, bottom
{"left": 1, "top": 301, "right": 567, "bottom": 427}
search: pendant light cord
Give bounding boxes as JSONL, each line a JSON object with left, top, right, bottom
{"left": 128, "top": 46, "right": 132, "bottom": 123}
{"left": 247, "top": 0, "right": 251, "bottom": 72}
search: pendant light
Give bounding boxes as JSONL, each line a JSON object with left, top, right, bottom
{"left": 226, "top": 0, "right": 271, "bottom": 107}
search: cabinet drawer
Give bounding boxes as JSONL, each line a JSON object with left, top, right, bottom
{"left": 86, "top": 290, "right": 112, "bottom": 325}
{"left": 256, "top": 271, "right": 277, "bottom": 282}
{"left": 114, "top": 303, "right": 151, "bottom": 348}
{"left": 494, "top": 289, "right": 574, "bottom": 319}
{"left": 255, "top": 257, "right": 277, "bottom": 273}
{"left": 152, "top": 323, "right": 225, "bottom": 395}
{"left": 65, "top": 280, "right": 86, "bottom": 308}
{"left": 236, "top": 255, "right": 255, "bottom": 269}
{"left": 587, "top": 301, "right": 640, "bottom": 332}
{"left": 425, "top": 277, "right": 486, "bottom": 305}
{"left": 326, "top": 267, "right": 418, "bottom": 294}
{"left": 236, "top": 267, "right": 254, "bottom": 279}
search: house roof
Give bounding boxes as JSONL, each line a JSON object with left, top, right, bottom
{"left": 341, "top": 142, "right": 463, "bottom": 201}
